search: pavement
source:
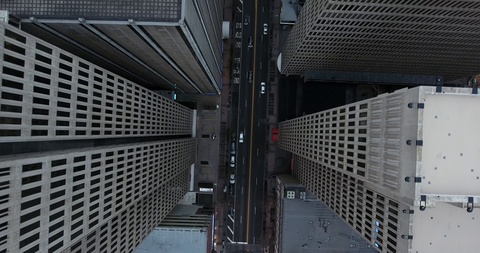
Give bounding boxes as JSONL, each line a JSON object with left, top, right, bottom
{"left": 215, "top": 0, "right": 234, "bottom": 252}
{"left": 260, "top": 0, "right": 296, "bottom": 251}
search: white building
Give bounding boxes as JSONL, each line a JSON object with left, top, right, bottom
{"left": 279, "top": 87, "right": 480, "bottom": 253}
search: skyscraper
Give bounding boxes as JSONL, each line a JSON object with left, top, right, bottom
{"left": 279, "top": 86, "right": 480, "bottom": 253}
{"left": 280, "top": 0, "right": 480, "bottom": 80}
{"left": 0, "top": 0, "right": 224, "bottom": 94}
{"left": 0, "top": 23, "right": 196, "bottom": 253}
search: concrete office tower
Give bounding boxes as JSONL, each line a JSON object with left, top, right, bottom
{"left": 0, "top": 23, "right": 196, "bottom": 253}
{"left": 280, "top": 0, "right": 480, "bottom": 80}
{"left": 279, "top": 87, "right": 480, "bottom": 253}
{"left": 0, "top": 0, "right": 224, "bottom": 94}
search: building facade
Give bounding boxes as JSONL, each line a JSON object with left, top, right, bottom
{"left": 279, "top": 87, "right": 480, "bottom": 253}
{"left": 0, "top": 23, "right": 196, "bottom": 253}
{"left": 0, "top": 0, "right": 224, "bottom": 94}
{"left": 280, "top": 0, "right": 480, "bottom": 81}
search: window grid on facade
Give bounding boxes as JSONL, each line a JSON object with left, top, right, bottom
{"left": 0, "top": 23, "right": 192, "bottom": 142}
{"left": 66, "top": 167, "right": 189, "bottom": 253}
{"left": 281, "top": 0, "right": 480, "bottom": 79}
{"left": 0, "top": 1, "right": 225, "bottom": 94}
{"left": 279, "top": 86, "right": 480, "bottom": 253}
{"left": 279, "top": 88, "right": 426, "bottom": 199}
{"left": 278, "top": 90, "right": 417, "bottom": 252}
{"left": 292, "top": 154, "right": 405, "bottom": 253}
{"left": 0, "top": 139, "right": 195, "bottom": 253}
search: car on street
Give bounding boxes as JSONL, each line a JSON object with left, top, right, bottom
{"left": 261, "top": 82, "right": 266, "bottom": 94}
{"left": 263, "top": 23, "right": 268, "bottom": 35}
{"left": 239, "top": 132, "right": 244, "bottom": 143}
{"left": 231, "top": 142, "right": 236, "bottom": 155}
{"left": 248, "top": 36, "right": 253, "bottom": 48}
{"left": 248, "top": 71, "right": 253, "bottom": 83}
{"left": 230, "top": 155, "right": 235, "bottom": 167}
{"left": 230, "top": 174, "right": 235, "bottom": 184}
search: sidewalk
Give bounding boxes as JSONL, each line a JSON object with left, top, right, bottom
{"left": 263, "top": 0, "right": 293, "bottom": 251}
{"left": 215, "top": 0, "right": 234, "bottom": 252}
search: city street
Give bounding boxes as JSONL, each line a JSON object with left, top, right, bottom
{"left": 229, "top": 0, "right": 271, "bottom": 244}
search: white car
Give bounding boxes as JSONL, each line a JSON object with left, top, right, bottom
{"left": 230, "top": 156, "right": 235, "bottom": 167}
{"left": 239, "top": 132, "right": 244, "bottom": 143}
{"left": 230, "top": 174, "right": 235, "bottom": 184}
{"left": 261, "top": 82, "right": 266, "bottom": 94}
{"left": 263, "top": 23, "right": 268, "bottom": 35}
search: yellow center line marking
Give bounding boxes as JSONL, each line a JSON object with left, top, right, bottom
{"left": 246, "top": 0, "right": 258, "bottom": 242}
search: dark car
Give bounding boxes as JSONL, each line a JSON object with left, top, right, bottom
{"left": 228, "top": 184, "right": 235, "bottom": 196}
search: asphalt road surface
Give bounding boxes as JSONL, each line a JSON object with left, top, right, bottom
{"left": 232, "top": 0, "right": 271, "bottom": 244}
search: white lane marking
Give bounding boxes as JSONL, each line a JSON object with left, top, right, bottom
{"left": 228, "top": 214, "right": 234, "bottom": 222}
{"left": 242, "top": 186, "right": 244, "bottom": 194}
{"left": 254, "top": 206, "right": 257, "bottom": 215}
{"left": 239, "top": 0, "right": 243, "bottom": 5}
{"left": 256, "top": 177, "right": 258, "bottom": 185}
{"left": 256, "top": 148, "right": 259, "bottom": 156}
{"left": 260, "top": 62, "right": 263, "bottom": 69}
{"left": 237, "top": 7, "right": 242, "bottom": 12}
{"left": 253, "top": 236, "right": 256, "bottom": 244}
{"left": 228, "top": 226, "right": 234, "bottom": 234}
{"left": 243, "top": 157, "right": 245, "bottom": 165}
{"left": 240, "top": 215, "right": 243, "bottom": 224}
{"left": 227, "top": 236, "right": 234, "bottom": 243}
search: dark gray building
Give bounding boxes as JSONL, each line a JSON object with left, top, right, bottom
{"left": 0, "top": 0, "right": 224, "bottom": 94}
{"left": 280, "top": 0, "right": 480, "bottom": 81}
{"left": 135, "top": 205, "right": 213, "bottom": 253}
{"left": 275, "top": 175, "right": 377, "bottom": 253}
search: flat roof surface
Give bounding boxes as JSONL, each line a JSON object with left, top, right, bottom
{"left": 280, "top": 0, "right": 299, "bottom": 24}
{"left": 282, "top": 195, "right": 378, "bottom": 252}
{"left": 135, "top": 205, "right": 211, "bottom": 253}
{"left": 134, "top": 227, "right": 208, "bottom": 253}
